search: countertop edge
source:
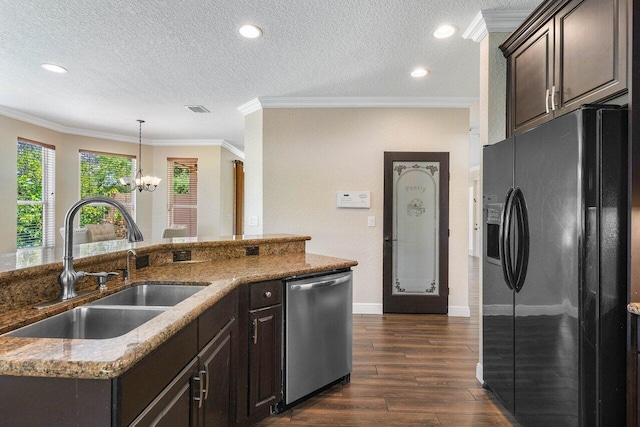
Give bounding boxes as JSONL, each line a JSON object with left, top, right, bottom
{"left": 0, "top": 254, "right": 357, "bottom": 380}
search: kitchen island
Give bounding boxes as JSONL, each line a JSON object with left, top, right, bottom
{"left": 0, "top": 234, "right": 357, "bottom": 425}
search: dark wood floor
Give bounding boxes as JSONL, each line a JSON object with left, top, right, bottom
{"left": 256, "top": 257, "right": 515, "bottom": 426}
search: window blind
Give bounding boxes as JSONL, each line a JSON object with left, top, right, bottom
{"left": 167, "top": 158, "right": 198, "bottom": 237}
{"left": 17, "top": 138, "right": 55, "bottom": 249}
{"left": 79, "top": 150, "right": 136, "bottom": 239}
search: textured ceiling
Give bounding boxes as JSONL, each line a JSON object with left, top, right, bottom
{"left": 0, "top": 0, "right": 541, "bottom": 149}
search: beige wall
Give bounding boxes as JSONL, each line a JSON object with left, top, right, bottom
{"left": 244, "top": 110, "right": 264, "bottom": 234}
{"left": 150, "top": 144, "right": 242, "bottom": 239}
{"left": 255, "top": 108, "right": 470, "bottom": 313}
{"left": 0, "top": 115, "right": 153, "bottom": 253}
{"left": 220, "top": 148, "right": 241, "bottom": 235}
{"left": 1, "top": 114, "right": 239, "bottom": 253}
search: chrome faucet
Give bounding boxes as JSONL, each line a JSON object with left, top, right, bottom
{"left": 58, "top": 196, "right": 144, "bottom": 301}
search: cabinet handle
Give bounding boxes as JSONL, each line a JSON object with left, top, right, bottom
{"left": 551, "top": 85, "right": 557, "bottom": 111}
{"left": 253, "top": 318, "right": 258, "bottom": 344}
{"left": 200, "top": 368, "right": 209, "bottom": 401}
{"left": 545, "top": 89, "right": 550, "bottom": 114}
{"left": 264, "top": 291, "right": 272, "bottom": 298}
{"left": 193, "top": 374, "right": 204, "bottom": 408}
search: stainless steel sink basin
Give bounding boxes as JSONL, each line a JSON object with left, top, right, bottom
{"left": 86, "top": 284, "right": 206, "bottom": 307}
{"left": 7, "top": 306, "right": 164, "bottom": 339}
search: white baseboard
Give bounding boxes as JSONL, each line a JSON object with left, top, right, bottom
{"left": 448, "top": 305, "right": 471, "bottom": 317}
{"left": 353, "top": 304, "right": 471, "bottom": 316}
{"left": 353, "top": 303, "right": 383, "bottom": 314}
{"left": 476, "top": 362, "right": 484, "bottom": 384}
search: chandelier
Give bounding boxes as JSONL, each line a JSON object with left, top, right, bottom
{"left": 120, "top": 119, "right": 161, "bottom": 192}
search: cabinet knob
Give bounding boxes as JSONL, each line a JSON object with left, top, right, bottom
{"left": 264, "top": 291, "right": 272, "bottom": 298}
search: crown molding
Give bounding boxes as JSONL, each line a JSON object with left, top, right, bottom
{"left": 462, "top": 10, "right": 532, "bottom": 42}
{"left": 237, "top": 96, "right": 479, "bottom": 115}
{"left": 0, "top": 105, "right": 143, "bottom": 143}
{"left": 237, "top": 98, "right": 263, "bottom": 116}
{"left": 222, "top": 141, "right": 245, "bottom": 159}
{"left": 149, "top": 139, "right": 245, "bottom": 159}
{"left": 149, "top": 139, "right": 226, "bottom": 147}
{"left": 0, "top": 105, "right": 245, "bottom": 157}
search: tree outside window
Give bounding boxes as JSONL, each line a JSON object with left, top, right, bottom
{"left": 79, "top": 151, "right": 135, "bottom": 238}
{"left": 17, "top": 139, "right": 55, "bottom": 249}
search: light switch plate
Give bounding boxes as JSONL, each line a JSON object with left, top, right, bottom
{"left": 367, "top": 216, "right": 375, "bottom": 227}
{"left": 249, "top": 216, "right": 259, "bottom": 226}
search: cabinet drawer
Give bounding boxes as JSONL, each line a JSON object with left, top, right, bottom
{"left": 250, "top": 280, "right": 282, "bottom": 309}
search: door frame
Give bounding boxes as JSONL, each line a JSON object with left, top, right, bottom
{"left": 383, "top": 152, "right": 450, "bottom": 314}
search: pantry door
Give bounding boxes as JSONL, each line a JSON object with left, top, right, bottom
{"left": 383, "top": 152, "right": 449, "bottom": 314}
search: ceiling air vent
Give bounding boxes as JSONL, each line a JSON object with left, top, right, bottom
{"left": 185, "top": 105, "right": 210, "bottom": 113}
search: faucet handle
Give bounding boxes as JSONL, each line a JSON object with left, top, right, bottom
{"left": 83, "top": 271, "right": 119, "bottom": 291}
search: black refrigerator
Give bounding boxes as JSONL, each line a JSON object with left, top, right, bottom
{"left": 482, "top": 105, "right": 628, "bottom": 426}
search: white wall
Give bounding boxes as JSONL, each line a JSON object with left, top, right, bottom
{"left": 252, "top": 107, "right": 470, "bottom": 313}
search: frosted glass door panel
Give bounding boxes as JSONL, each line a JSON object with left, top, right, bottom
{"left": 392, "top": 162, "right": 439, "bottom": 295}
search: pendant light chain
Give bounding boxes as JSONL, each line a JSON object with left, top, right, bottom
{"left": 119, "top": 119, "right": 161, "bottom": 192}
{"left": 138, "top": 119, "right": 144, "bottom": 176}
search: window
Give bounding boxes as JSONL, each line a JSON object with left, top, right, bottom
{"left": 17, "top": 138, "right": 55, "bottom": 249}
{"left": 79, "top": 150, "right": 135, "bottom": 238}
{"left": 167, "top": 158, "right": 198, "bottom": 237}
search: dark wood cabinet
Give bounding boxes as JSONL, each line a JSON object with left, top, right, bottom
{"left": 509, "top": 20, "right": 554, "bottom": 133}
{"left": 126, "top": 290, "right": 238, "bottom": 427}
{"left": 129, "top": 357, "right": 199, "bottom": 427}
{"left": 249, "top": 305, "right": 282, "bottom": 415}
{"left": 118, "top": 321, "right": 199, "bottom": 426}
{"left": 503, "top": 0, "right": 628, "bottom": 135}
{"left": 0, "top": 289, "right": 238, "bottom": 427}
{"left": 236, "top": 279, "right": 283, "bottom": 425}
{"left": 197, "top": 316, "right": 236, "bottom": 426}
{"left": 247, "top": 280, "right": 282, "bottom": 417}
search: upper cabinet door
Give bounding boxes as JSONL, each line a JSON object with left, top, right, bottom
{"left": 502, "top": 0, "right": 629, "bottom": 136}
{"left": 509, "top": 20, "right": 555, "bottom": 135}
{"left": 554, "top": 0, "right": 627, "bottom": 114}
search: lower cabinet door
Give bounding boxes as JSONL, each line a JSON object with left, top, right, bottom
{"left": 198, "top": 317, "right": 236, "bottom": 426}
{"left": 249, "top": 304, "right": 282, "bottom": 415}
{"left": 129, "top": 357, "right": 199, "bottom": 427}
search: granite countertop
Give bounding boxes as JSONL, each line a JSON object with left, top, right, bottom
{"left": 628, "top": 303, "right": 640, "bottom": 315}
{"left": 0, "top": 252, "right": 356, "bottom": 380}
{"left": 0, "top": 234, "right": 309, "bottom": 275}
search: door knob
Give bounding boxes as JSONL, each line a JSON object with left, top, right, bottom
{"left": 384, "top": 236, "right": 391, "bottom": 242}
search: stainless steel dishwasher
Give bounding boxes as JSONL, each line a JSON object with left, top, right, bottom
{"left": 280, "top": 270, "right": 353, "bottom": 407}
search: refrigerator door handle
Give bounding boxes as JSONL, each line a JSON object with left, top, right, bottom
{"left": 499, "top": 187, "right": 516, "bottom": 290}
{"left": 512, "top": 187, "right": 530, "bottom": 293}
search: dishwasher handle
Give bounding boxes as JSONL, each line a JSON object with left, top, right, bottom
{"left": 289, "top": 275, "right": 350, "bottom": 291}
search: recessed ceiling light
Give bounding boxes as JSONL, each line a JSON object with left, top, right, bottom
{"left": 41, "top": 63, "right": 67, "bottom": 73}
{"left": 238, "top": 24, "right": 263, "bottom": 39}
{"left": 411, "top": 68, "right": 430, "bottom": 78}
{"left": 433, "top": 24, "right": 458, "bottom": 39}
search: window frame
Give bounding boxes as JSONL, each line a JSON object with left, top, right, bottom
{"left": 16, "top": 137, "right": 56, "bottom": 249}
{"left": 167, "top": 157, "right": 198, "bottom": 237}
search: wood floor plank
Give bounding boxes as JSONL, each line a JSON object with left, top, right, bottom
{"left": 437, "top": 413, "right": 514, "bottom": 426}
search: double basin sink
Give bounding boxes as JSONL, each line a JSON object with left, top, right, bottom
{"left": 7, "top": 284, "right": 206, "bottom": 340}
